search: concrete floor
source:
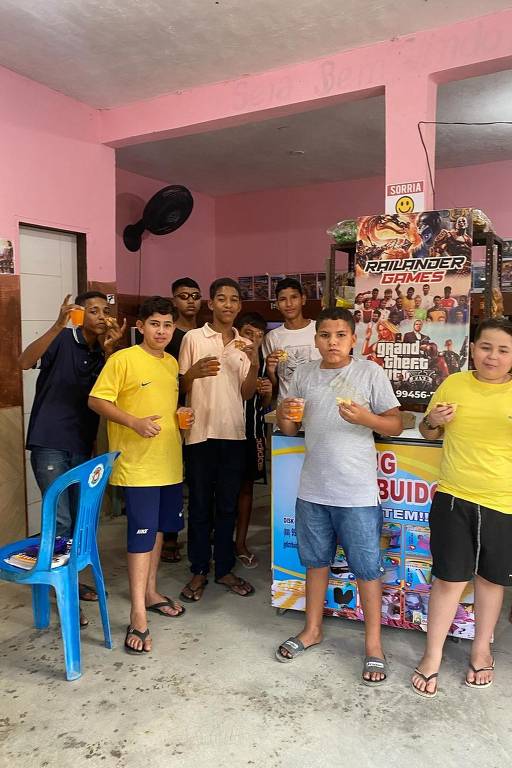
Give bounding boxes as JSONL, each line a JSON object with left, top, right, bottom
{"left": 1, "top": 485, "right": 511, "bottom": 768}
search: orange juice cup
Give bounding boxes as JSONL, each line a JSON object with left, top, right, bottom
{"left": 287, "top": 398, "right": 305, "bottom": 422}
{"left": 205, "top": 356, "right": 221, "bottom": 374}
{"left": 177, "top": 407, "right": 194, "bottom": 429}
{"left": 69, "top": 306, "right": 85, "bottom": 327}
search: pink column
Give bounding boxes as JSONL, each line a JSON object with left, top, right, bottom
{"left": 385, "top": 75, "right": 437, "bottom": 212}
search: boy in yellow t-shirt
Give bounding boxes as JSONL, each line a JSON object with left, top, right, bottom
{"left": 411, "top": 317, "right": 512, "bottom": 698}
{"left": 89, "top": 296, "right": 190, "bottom": 655}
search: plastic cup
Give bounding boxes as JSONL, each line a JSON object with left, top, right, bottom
{"left": 69, "top": 307, "right": 85, "bottom": 327}
{"left": 205, "top": 356, "right": 221, "bottom": 375}
{"left": 287, "top": 398, "right": 305, "bottom": 422}
{"left": 177, "top": 407, "right": 194, "bottom": 430}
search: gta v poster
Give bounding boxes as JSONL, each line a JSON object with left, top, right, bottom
{"left": 353, "top": 209, "right": 472, "bottom": 409}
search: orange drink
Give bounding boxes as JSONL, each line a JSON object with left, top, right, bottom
{"left": 177, "top": 407, "right": 194, "bottom": 429}
{"left": 69, "top": 307, "right": 85, "bottom": 327}
{"left": 287, "top": 398, "right": 305, "bottom": 422}
{"left": 205, "top": 356, "right": 221, "bottom": 375}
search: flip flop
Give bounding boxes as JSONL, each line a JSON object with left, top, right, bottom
{"left": 465, "top": 658, "right": 495, "bottom": 689}
{"left": 146, "top": 596, "right": 186, "bottom": 618}
{"left": 235, "top": 552, "right": 259, "bottom": 569}
{"left": 79, "top": 583, "right": 100, "bottom": 602}
{"left": 362, "top": 656, "right": 388, "bottom": 686}
{"left": 179, "top": 579, "right": 208, "bottom": 603}
{"left": 160, "top": 544, "right": 182, "bottom": 563}
{"left": 215, "top": 575, "right": 255, "bottom": 597}
{"left": 124, "top": 626, "right": 150, "bottom": 655}
{"left": 411, "top": 668, "right": 438, "bottom": 698}
{"left": 275, "top": 636, "right": 320, "bottom": 663}
{"left": 79, "top": 609, "right": 89, "bottom": 629}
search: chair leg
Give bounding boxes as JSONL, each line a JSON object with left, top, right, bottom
{"left": 90, "top": 558, "right": 112, "bottom": 649}
{"left": 55, "top": 578, "right": 81, "bottom": 681}
{"left": 31, "top": 584, "right": 51, "bottom": 629}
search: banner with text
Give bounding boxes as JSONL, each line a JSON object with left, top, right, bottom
{"left": 353, "top": 209, "right": 472, "bottom": 409}
{"left": 271, "top": 435, "right": 475, "bottom": 638}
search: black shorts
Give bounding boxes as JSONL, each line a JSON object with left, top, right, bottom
{"left": 429, "top": 491, "right": 512, "bottom": 586}
{"left": 243, "top": 436, "right": 267, "bottom": 483}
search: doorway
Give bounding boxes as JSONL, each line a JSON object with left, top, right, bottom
{"left": 19, "top": 225, "right": 85, "bottom": 534}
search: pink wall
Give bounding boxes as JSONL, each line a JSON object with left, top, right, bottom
{"left": 215, "top": 176, "right": 383, "bottom": 277}
{"left": 116, "top": 168, "right": 215, "bottom": 296}
{"left": 435, "top": 159, "right": 512, "bottom": 237}
{"left": 215, "top": 160, "right": 512, "bottom": 277}
{"left": 0, "top": 66, "right": 115, "bottom": 282}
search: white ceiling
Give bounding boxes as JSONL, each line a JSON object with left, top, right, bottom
{"left": 117, "top": 96, "right": 387, "bottom": 195}
{"left": 0, "top": 0, "right": 511, "bottom": 108}
{"left": 116, "top": 69, "right": 512, "bottom": 196}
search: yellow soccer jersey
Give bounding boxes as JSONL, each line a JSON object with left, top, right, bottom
{"left": 90, "top": 345, "right": 182, "bottom": 486}
{"left": 427, "top": 371, "right": 512, "bottom": 514}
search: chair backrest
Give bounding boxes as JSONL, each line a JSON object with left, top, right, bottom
{"left": 37, "top": 452, "right": 120, "bottom": 571}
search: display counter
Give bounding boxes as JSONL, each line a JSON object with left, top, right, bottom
{"left": 271, "top": 432, "right": 475, "bottom": 639}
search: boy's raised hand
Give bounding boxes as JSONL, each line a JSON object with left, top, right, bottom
{"left": 102, "top": 317, "right": 127, "bottom": 356}
{"left": 338, "top": 400, "right": 372, "bottom": 427}
{"left": 132, "top": 415, "right": 162, "bottom": 438}
{"left": 190, "top": 356, "right": 221, "bottom": 379}
{"left": 265, "top": 350, "right": 282, "bottom": 377}
{"left": 56, "top": 294, "right": 80, "bottom": 329}
{"left": 242, "top": 341, "right": 259, "bottom": 367}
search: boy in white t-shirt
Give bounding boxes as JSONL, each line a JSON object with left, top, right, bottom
{"left": 262, "top": 278, "right": 321, "bottom": 402}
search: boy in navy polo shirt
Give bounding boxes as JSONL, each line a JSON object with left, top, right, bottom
{"left": 20, "top": 292, "right": 125, "bottom": 621}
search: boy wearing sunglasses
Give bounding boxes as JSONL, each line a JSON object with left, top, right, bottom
{"left": 166, "top": 277, "right": 202, "bottom": 361}
{"left": 161, "top": 277, "right": 203, "bottom": 563}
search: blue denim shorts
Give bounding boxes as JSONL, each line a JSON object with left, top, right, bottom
{"left": 295, "top": 498, "right": 383, "bottom": 581}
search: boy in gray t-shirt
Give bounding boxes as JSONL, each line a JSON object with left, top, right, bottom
{"left": 275, "top": 307, "right": 402, "bottom": 685}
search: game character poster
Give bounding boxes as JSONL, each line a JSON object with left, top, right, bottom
{"left": 271, "top": 435, "right": 475, "bottom": 639}
{"left": 502, "top": 240, "right": 512, "bottom": 291}
{"left": 0, "top": 239, "right": 14, "bottom": 274}
{"left": 299, "top": 273, "right": 318, "bottom": 300}
{"left": 270, "top": 274, "right": 286, "bottom": 300}
{"left": 253, "top": 274, "right": 270, "bottom": 300}
{"left": 238, "top": 276, "right": 254, "bottom": 300}
{"left": 353, "top": 210, "right": 472, "bottom": 409}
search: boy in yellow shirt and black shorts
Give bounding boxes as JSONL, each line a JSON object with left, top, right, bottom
{"left": 412, "top": 317, "right": 512, "bottom": 697}
{"left": 89, "top": 296, "right": 189, "bottom": 654}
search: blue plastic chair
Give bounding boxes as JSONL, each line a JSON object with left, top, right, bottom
{"left": 0, "top": 451, "right": 119, "bottom": 681}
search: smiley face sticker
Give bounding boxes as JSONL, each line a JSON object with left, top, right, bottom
{"left": 395, "top": 195, "right": 415, "bottom": 214}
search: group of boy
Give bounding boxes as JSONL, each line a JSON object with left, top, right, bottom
{"left": 354, "top": 285, "right": 468, "bottom": 328}
{"left": 22, "top": 274, "right": 403, "bottom": 683}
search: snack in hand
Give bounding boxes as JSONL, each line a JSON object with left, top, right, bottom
{"left": 234, "top": 339, "right": 247, "bottom": 350}
{"left": 276, "top": 350, "right": 288, "bottom": 361}
{"left": 336, "top": 397, "right": 352, "bottom": 406}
